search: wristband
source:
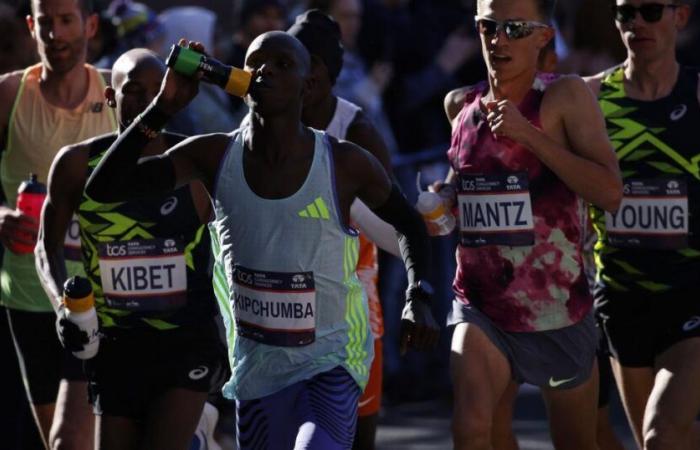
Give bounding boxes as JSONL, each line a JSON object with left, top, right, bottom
{"left": 134, "top": 104, "right": 171, "bottom": 140}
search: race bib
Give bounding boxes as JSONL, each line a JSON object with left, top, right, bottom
{"left": 98, "top": 238, "right": 188, "bottom": 311}
{"left": 233, "top": 266, "right": 316, "bottom": 347}
{"left": 457, "top": 172, "right": 534, "bottom": 247}
{"left": 63, "top": 214, "right": 81, "bottom": 262}
{"left": 606, "top": 178, "right": 688, "bottom": 249}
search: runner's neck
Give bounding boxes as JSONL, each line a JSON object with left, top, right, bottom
{"left": 486, "top": 68, "right": 538, "bottom": 105}
{"left": 624, "top": 57, "right": 679, "bottom": 101}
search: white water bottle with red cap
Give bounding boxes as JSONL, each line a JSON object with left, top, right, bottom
{"left": 415, "top": 172, "right": 456, "bottom": 236}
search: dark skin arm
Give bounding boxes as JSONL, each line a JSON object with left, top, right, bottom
{"left": 333, "top": 139, "right": 438, "bottom": 352}
{"left": 35, "top": 141, "right": 92, "bottom": 311}
{"left": 85, "top": 127, "right": 229, "bottom": 202}
{"left": 332, "top": 138, "right": 391, "bottom": 221}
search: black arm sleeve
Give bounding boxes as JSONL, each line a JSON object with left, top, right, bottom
{"left": 85, "top": 104, "right": 176, "bottom": 202}
{"left": 371, "top": 183, "right": 431, "bottom": 287}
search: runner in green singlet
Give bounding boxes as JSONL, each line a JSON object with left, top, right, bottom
{"left": 36, "top": 49, "right": 227, "bottom": 450}
{"left": 585, "top": 1, "right": 700, "bottom": 449}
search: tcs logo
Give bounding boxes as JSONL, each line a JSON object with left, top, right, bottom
{"left": 105, "top": 244, "right": 127, "bottom": 257}
{"left": 236, "top": 271, "right": 253, "bottom": 285}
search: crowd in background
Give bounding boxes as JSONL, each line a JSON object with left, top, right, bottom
{"left": 0, "top": 0, "right": 698, "bottom": 447}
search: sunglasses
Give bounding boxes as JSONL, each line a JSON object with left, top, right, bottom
{"left": 613, "top": 3, "right": 679, "bottom": 24}
{"left": 474, "top": 16, "right": 550, "bottom": 40}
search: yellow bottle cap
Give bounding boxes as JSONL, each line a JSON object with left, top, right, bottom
{"left": 63, "top": 292, "right": 94, "bottom": 313}
{"left": 225, "top": 68, "right": 252, "bottom": 97}
{"left": 423, "top": 203, "right": 447, "bottom": 221}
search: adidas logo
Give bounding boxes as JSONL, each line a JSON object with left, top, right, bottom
{"left": 299, "top": 197, "right": 330, "bottom": 220}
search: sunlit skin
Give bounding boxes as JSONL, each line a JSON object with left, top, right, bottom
{"left": 27, "top": 0, "right": 97, "bottom": 79}
{"left": 615, "top": 0, "right": 685, "bottom": 61}
{"left": 614, "top": 0, "right": 690, "bottom": 100}
{"left": 476, "top": 0, "right": 553, "bottom": 101}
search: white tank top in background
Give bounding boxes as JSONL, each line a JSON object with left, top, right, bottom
{"left": 326, "top": 97, "right": 361, "bottom": 139}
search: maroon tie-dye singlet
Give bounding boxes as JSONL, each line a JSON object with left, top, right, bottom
{"left": 447, "top": 73, "right": 592, "bottom": 332}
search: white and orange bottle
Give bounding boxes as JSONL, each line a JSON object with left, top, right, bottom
{"left": 415, "top": 172, "right": 456, "bottom": 236}
{"left": 62, "top": 276, "right": 99, "bottom": 359}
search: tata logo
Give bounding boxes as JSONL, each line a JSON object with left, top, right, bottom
{"left": 507, "top": 175, "right": 519, "bottom": 185}
{"left": 164, "top": 239, "right": 176, "bottom": 248}
{"left": 292, "top": 274, "right": 306, "bottom": 283}
{"left": 236, "top": 271, "right": 253, "bottom": 284}
{"left": 670, "top": 104, "right": 687, "bottom": 122}
{"left": 666, "top": 180, "right": 681, "bottom": 195}
{"left": 105, "top": 244, "right": 127, "bottom": 257}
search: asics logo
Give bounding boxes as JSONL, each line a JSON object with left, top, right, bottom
{"left": 548, "top": 376, "right": 576, "bottom": 388}
{"left": 682, "top": 316, "right": 700, "bottom": 332}
{"left": 670, "top": 104, "right": 687, "bottom": 121}
{"left": 189, "top": 365, "right": 210, "bottom": 380}
{"left": 160, "top": 197, "right": 178, "bottom": 215}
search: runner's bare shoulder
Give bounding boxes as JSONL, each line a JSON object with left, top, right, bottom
{"left": 444, "top": 84, "right": 480, "bottom": 125}
{"left": 543, "top": 74, "right": 602, "bottom": 115}
{"left": 54, "top": 133, "right": 117, "bottom": 177}
{"left": 0, "top": 70, "right": 23, "bottom": 121}
{"left": 583, "top": 64, "right": 623, "bottom": 98}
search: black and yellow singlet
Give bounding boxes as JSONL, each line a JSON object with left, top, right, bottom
{"left": 78, "top": 133, "right": 217, "bottom": 332}
{"left": 591, "top": 65, "right": 700, "bottom": 296}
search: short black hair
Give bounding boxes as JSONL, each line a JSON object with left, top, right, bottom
{"left": 31, "top": 0, "right": 95, "bottom": 16}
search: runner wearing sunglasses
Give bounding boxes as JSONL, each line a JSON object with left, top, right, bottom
{"left": 435, "top": 0, "right": 623, "bottom": 448}
{"left": 585, "top": 2, "right": 700, "bottom": 449}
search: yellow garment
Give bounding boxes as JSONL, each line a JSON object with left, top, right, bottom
{"left": 0, "top": 64, "right": 117, "bottom": 312}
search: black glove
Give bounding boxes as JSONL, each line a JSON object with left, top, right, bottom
{"left": 55, "top": 304, "right": 89, "bottom": 353}
{"left": 399, "top": 283, "right": 440, "bottom": 355}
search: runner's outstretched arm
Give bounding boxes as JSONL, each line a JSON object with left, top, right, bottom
{"left": 86, "top": 61, "right": 229, "bottom": 201}
{"left": 35, "top": 144, "right": 88, "bottom": 311}
{"left": 371, "top": 183, "right": 439, "bottom": 354}
{"left": 335, "top": 141, "right": 438, "bottom": 352}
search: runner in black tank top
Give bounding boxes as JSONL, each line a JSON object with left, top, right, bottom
{"left": 36, "top": 49, "right": 227, "bottom": 450}
{"left": 585, "top": 2, "right": 700, "bottom": 448}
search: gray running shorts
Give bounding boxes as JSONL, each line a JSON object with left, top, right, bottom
{"left": 448, "top": 300, "right": 598, "bottom": 390}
